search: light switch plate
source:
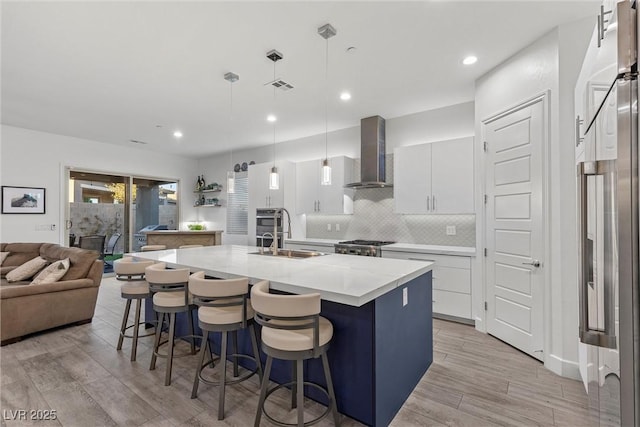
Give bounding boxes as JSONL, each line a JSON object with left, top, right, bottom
{"left": 327, "top": 223, "right": 332, "bottom": 231}
{"left": 335, "top": 223, "right": 340, "bottom": 232}
{"left": 446, "top": 225, "right": 456, "bottom": 236}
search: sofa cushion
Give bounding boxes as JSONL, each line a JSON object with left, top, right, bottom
{"left": 1, "top": 266, "right": 16, "bottom": 277}
{"left": 5, "top": 256, "right": 48, "bottom": 283}
{"left": 0, "top": 252, "right": 8, "bottom": 265}
{"left": 32, "top": 258, "right": 70, "bottom": 285}
{"left": 2, "top": 243, "right": 42, "bottom": 267}
{"left": 40, "top": 244, "right": 98, "bottom": 281}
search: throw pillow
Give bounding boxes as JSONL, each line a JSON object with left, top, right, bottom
{"left": 5, "top": 256, "right": 49, "bottom": 282}
{"left": 0, "top": 251, "right": 8, "bottom": 265}
{"left": 31, "top": 258, "right": 70, "bottom": 285}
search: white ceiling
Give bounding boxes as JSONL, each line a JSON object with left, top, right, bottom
{"left": 2, "top": 1, "right": 599, "bottom": 158}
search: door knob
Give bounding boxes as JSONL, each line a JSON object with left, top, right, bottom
{"left": 522, "top": 260, "right": 541, "bottom": 268}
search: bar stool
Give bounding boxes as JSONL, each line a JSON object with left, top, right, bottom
{"left": 141, "top": 245, "right": 166, "bottom": 251}
{"left": 251, "top": 281, "right": 340, "bottom": 427}
{"left": 114, "top": 257, "right": 156, "bottom": 361}
{"left": 146, "top": 262, "right": 197, "bottom": 386}
{"left": 189, "top": 271, "right": 263, "bottom": 420}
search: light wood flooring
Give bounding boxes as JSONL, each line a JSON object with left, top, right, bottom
{"left": 1, "top": 276, "right": 592, "bottom": 427}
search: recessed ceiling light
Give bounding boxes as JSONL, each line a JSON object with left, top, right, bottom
{"left": 340, "top": 92, "right": 352, "bottom": 101}
{"left": 173, "top": 130, "right": 183, "bottom": 138}
{"left": 463, "top": 56, "right": 478, "bottom": 65}
{"left": 267, "top": 114, "right": 277, "bottom": 122}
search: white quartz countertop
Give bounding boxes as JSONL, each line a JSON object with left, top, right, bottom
{"left": 382, "top": 243, "right": 476, "bottom": 256}
{"left": 129, "top": 245, "right": 433, "bottom": 307}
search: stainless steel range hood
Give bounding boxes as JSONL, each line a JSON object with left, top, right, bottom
{"left": 345, "top": 115, "right": 391, "bottom": 189}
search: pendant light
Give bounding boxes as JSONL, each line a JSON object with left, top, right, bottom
{"left": 266, "top": 49, "right": 283, "bottom": 190}
{"left": 224, "top": 72, "right": 239, "bottom": 194}
{"left": 318, "top": 23, "right": 336, "bottom": 186}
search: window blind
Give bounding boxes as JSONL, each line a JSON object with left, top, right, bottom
{"left": 226, "top": 172, "right": 248, "bottom": 234}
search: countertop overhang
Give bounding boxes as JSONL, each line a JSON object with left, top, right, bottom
{"left": 129, "top": 245, "right": 433, "bottom": 307}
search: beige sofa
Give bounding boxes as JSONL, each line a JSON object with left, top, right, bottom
{"left": 1, "top": 243, "right": 103, "bottom": 345}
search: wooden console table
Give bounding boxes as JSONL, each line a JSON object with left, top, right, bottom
{"left": 144, "top": 230, "right": 222, "bottom": 249}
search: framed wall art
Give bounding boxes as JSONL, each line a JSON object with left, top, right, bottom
{"left": 1, "top": 186, "right": 46, "bottom": 214}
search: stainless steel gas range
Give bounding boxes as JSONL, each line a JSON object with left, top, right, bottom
{"left": 334, "top": 240, "right": 395, "bottom": 257}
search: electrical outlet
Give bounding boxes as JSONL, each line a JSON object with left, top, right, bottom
{"left": 403, "top": 287, "right": 408, "bottom": 306}
{"left": 446, "top": 225, "right": 456, "bottom": 236}
{"left": 327, "top": 223, "right": 332, "bottom": 231}
{"left": 335, "top": 223, "right": 340, "bottom": 232}
{"left": 50, "top": 224, "right": 56, "bottom": 231}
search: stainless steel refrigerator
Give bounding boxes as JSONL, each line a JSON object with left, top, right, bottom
{"left": 575, "top": 1, "right": 639, "bottom": 425}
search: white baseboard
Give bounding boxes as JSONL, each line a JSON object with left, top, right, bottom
{"left": 546, "top": 353, "right": 581, "bottom": 380}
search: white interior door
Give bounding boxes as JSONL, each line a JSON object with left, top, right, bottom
{"left": 483, "top": 98, "right": 545, "bottom": 360}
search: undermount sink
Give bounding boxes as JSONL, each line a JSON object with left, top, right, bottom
{"left": 250, "top": 249, "right": 327, "bottom": 259}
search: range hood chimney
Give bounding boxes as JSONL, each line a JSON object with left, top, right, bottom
{"left": 345, "top": 115, "right": 391, "bottom": 189}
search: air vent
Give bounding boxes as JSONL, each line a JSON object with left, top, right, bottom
{"left": 264, "top": 78, "right": 294, "bottom": 91}
{"left": 129, "top": 139, "right": 148, "bottom": 145}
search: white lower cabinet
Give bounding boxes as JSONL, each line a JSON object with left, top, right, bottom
{"left": 382, "top": 250, "right": 473, "bottom": 322}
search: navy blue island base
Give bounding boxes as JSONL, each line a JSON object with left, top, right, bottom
{"left": 145, "top": 271, "right": 432, "bottom": 427}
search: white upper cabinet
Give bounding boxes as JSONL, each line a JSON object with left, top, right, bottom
{"left": 394, "top": 137, "right": 474, "bottom": 214}
{"left": 394, "top": 143, "right": 431, "bottom": 214}
{"left": 295, "top": 156, "right": 354, "bottom": 214}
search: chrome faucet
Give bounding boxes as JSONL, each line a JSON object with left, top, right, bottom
{"left": 272, "top": 208, "right": 292, "bottom": 255}
{"left": 281, "top": 208, "right": 292, "bottom": 239}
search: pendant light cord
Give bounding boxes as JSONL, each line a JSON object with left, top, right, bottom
{"left": 325, "top": 35, "right": 329, "bottom": 160}
{"left": 273, "top": 61, "right": 277, "bottom": 168}
{"left": 229, "top": 80, "right": 233, "bottom": 169}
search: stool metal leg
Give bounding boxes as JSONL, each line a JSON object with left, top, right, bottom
{"left": 188, "top": 308, "right": 197, "bottom": 355}
{"left": 296, "top": 359, "right": 304, "bottom": 427}
{"left": 321, "top": 353, "right": 340, "bottom": 427}
{"left": 255, "top": 355, "right": 273, "bottom": 427}
{"left": 117, "top": 299, "right": 132, "bottom": 351}
{"left": 150, "top": 312, "right": 165, "bottom": 371}
{"left": 291, "top": 361, "right": 297, "bottom": 409}
{"left": 192, "top": 330, "right": 209, "bottom": 398}
{"left": 249, "top": 324, "right": 263, "bottom": 380}
{"left": 131, "top": 298, "right": 142, "bottom": 361}
{"left": 165, "top": 312, "right": 176, "bottom": 386}
{"left": 218, "top": 331, "right": 228, "bottom": 420}
{"left": 232, "top": 330, "right": 239, "bottom": 377}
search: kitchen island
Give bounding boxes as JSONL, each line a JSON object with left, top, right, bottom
{"left": 131, "top": 245, "right": 433, "bottom": 426}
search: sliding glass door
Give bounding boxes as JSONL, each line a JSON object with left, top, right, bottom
{"left": 65, "top": 169, "right": 179, "bottom": 260}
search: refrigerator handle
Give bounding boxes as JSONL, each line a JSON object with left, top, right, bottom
{"left": 578, "top": 160, "right": 617, "bottom": 349}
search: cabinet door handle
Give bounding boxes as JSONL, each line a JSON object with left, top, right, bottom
{"left": 317, "top": 200, "right": 321, "bottom": 212}
{"left": 433, "top": 195, "right": 436, "bottom": 212}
